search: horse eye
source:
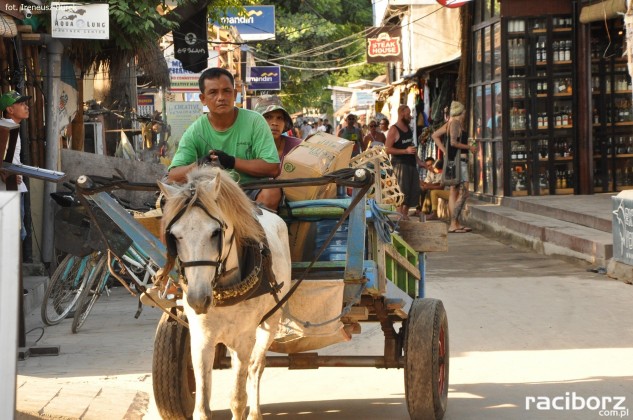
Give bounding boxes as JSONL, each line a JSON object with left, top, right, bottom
{"left": 211, "top": 229, "right": 220, "bottom": 238}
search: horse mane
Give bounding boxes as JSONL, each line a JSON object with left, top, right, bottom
{"left": 162, "top": 167, "right": 265, "bottom": 248}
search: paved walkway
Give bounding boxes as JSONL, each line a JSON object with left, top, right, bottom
{"left": 15, "top": 193, "right": 633, "bottom": 419}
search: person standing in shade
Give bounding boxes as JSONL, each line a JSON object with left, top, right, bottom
{"left": 167, "top": 67, "right": 281, "bottom": 210}
{"left": 385, "top": 105, "right": 419, "bottom": 220}
{"left": 431, "top": 100, "right": 477, "bottom": 233}
{"left": 255, "top": 97, "right": 302, "bottom": 168}
{"left": 364, "top": 120, "right": 386, "bottom": 149}
{"left": 337, "top": 113, "right": 364, "bottom": 157}
{"left": 378, "top": 118, "right": 390, "bottom": 133}
{"left": 0, "top": 90, "right": 31, "bottom": 242}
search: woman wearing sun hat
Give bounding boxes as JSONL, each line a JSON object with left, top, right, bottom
{"left": 431, "top": 100, "right": 476, "bottom": 233}
{"left": 254, "top": 96, "right": 302, "bottom": 168}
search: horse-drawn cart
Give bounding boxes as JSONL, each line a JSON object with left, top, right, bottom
{"left": 75, "top": 160, "right": 449, "bottom": 420}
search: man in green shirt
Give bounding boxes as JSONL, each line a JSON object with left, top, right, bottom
{"left": 168, "top": 67, "right": 281, "bottom": 210}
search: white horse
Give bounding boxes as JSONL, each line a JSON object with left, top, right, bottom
{"left": 158, "top": 167, "right": 291, "bottom": 420}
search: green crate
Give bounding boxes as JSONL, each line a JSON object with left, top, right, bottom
{"left": 384, "top": 233, "right": 419, "bottom": 298}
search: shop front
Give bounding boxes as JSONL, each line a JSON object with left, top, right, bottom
{"left": 469, "top": 0, "right": 632, "bottom": 199}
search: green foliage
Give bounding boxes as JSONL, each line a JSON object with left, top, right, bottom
{"left": 249, "top": 0, "right": 383, "bottom": 115}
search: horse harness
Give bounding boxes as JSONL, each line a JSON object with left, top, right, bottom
{"left": 165, "top": 192, "right": 283, "bottom": 307}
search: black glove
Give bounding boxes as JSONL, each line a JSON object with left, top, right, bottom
{"left": 211, "top": 150, "right": 236, "bottom": 169}
{"left": 197, "top": 152, "right": 213, "bottom": 167}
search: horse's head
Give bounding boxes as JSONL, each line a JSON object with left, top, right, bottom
{"left": 159, "top": 167, "right": 264, "bottom": 314}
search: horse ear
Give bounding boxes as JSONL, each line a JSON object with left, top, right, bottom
{"left": 212, "top": 173, "right": 222, "bottom": 195}
{"left": 158, "top": 181, "right": 180, "bottom": 200}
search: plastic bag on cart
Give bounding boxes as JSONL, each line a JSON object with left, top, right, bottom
{"left": 269, "top": 279, "right": 351, "bottom": 354}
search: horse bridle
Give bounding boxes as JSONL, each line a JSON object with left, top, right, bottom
{"left": 165, "top": 192, "right": 235, "bottom": 286}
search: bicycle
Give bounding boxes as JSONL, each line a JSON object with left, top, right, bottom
{"left": 41, "top": 184, "right": 97, "bottom": 326}
{"left": 71, "top": 242, "right": 159, "bottom": 333}
{"left": 40, "top": 252, "right": 96, "bottom": 325}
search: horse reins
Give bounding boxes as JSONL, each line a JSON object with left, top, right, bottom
{"left": 167, "top": 192, "right": 235, "bottom": 287}
{"left": 259, "top": 169, "right": 374, "bottom": 325}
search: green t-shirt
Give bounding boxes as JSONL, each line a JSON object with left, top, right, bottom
{"left": 169, "top": 108, "right": 279, "bottom": 184}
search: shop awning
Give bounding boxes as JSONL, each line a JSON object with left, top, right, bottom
{"left": 580, "top": 0, "right": 627, "bottom": 23}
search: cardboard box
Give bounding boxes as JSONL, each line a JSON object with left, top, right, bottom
{"left": 279, "top": 132, "right": 354, "bottom": 202}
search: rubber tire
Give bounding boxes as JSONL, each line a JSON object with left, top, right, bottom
{"left": 152, "top": 311, "right": 195, "bottom": 420}
{"left": 404, "top": 298, "right": 449, "bottom": 420}
{"left": 41, "top": 254, "right": 87, "bottom": 326}
{"left": 71, "top": 255, "right": 108, "bottom": 333}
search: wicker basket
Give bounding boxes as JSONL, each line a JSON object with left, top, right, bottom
{"left": 350, "top": 146, "right": 404, "bottom": 206}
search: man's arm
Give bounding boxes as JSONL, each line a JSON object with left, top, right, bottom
{"left": 431, "top": 123, "right": 447, "bottom": 155}
{"left": 234, "top": 159, "right": 280, "bottom": 178}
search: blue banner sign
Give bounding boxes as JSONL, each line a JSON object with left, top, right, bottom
{"left": 247, "top": 66, "right": 281, "bottom": 91}
{"left": 219, "top": 5, "right": 275, "bottom": 41}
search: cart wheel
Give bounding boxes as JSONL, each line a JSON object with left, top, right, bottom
{"left": 152, "top": 311, "right": 195, "bottom": 419}
{"left": 404, "top": 298, "right": 449, "bottom": 420}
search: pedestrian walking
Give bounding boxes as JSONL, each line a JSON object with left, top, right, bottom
{"left": 337, "top": 113, "right": 364, "bottom": 157}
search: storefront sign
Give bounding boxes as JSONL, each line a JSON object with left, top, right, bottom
{"left": 218, "top": 5, "right": 275, "bottom": 41}
{"left": 166, "top": 101, "right": 203, "bottom": 145}
{"left": 167, "top": 59, "right": 200, "bottom": 93}
{"left": 51, "top": 2, "right": 109, "bottom": 39}
{"left": 366, "top": 27, "right": 402, "bottom": 63}
{"left": 612, "top": 190, "right": 633, "bottom": 265}
{"left": 174, "top": 8, "right": 208, "bottom": 73}
{"left": 247, "top": 66, "right": 281, "bottom": 91}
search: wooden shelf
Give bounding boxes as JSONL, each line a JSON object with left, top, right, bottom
{"left": 535, "top": 61, "right": 547, "bottom": 66}
{"left": 553, "top": 27, "right": 572, "bottom": 32}
{"left": 594, "top": 122, "right": 633, "bottom": 127}
{"left": 613, "top": 90, "right": 633, "bottom": 94}
{"left": 593, "top": 154, "right": 633, "bottom": 159}
{"left": 512, "top": 190, "right": 529, "bottom": 196}
{"left": 553, "top": 60, "right": 572, "bottom": 65}
{"left": 554, "top": 92, "right": 572, "bottom": 97}
{"left": 536, "top": 93, "right": 548, "bottom": 98}
{"left": 554, "top": 187, "right": 574, "bottom": 194}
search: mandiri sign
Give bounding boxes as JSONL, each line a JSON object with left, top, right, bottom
{"left": 51, "top": 2, "right": 109, "bottom": 40}
{"left": 218, "top": 6, "right": 275, "bottom": 41}
{"left": 366, "top": 26, "right": 402, "bottom": 64}
{"left": 247, "top": 66, "right": 281, "bottom": 91}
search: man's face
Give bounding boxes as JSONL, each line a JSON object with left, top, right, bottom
{"left": 199, "top": 75, "right": 236, "bottom": 115}
{"left": 400, "top": 107, "right": 411, "bottom": 125}
{"left": 6, "top": 102, "right": 29, "bottom": 123}
{"left": 346, "top": 116, "right": 356, "bottom": 126}
{"left": 263, "top": 110, "right": 286, "bottom": 139}
{"left": 425, "top": 160, "right": 435, "bottom": 171}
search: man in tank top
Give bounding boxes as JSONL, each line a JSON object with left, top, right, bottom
{"left": 385, "top": 105, "right": 420, "bottom": 220}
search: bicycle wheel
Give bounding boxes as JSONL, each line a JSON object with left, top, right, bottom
{"left": 41, "top": 254, "right": 90, "bottom": 326}
{"left": 71, "top": 254, "right": 110, "bottom": 333}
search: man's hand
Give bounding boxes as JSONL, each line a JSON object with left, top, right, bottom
{"left": 210, "top": 150, "right": 235, "bottom": 169}
{"left": 197, "top": 151, "right": 214, "bottom": 167}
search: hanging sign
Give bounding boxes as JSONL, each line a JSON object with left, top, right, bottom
{"left": 247, "top": 66, "right": 281, "bottom": 91}
{"left": 436, "top": 0, "right": 473, "bottom": 8}
{"left": 51, "top": 3, "right": 109, "bottom": 39}
{"left": 366, "top": 26, "right": 402, "bottom": 64}
{"left": 174, "top": 8, "right": 209, "bottom": 73}
{"left": 218, "top": 6, "right": 275, "bottom": 41}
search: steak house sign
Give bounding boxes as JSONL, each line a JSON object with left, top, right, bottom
{"left": 366, "top": 26, "right": 402, "bottom": 64}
